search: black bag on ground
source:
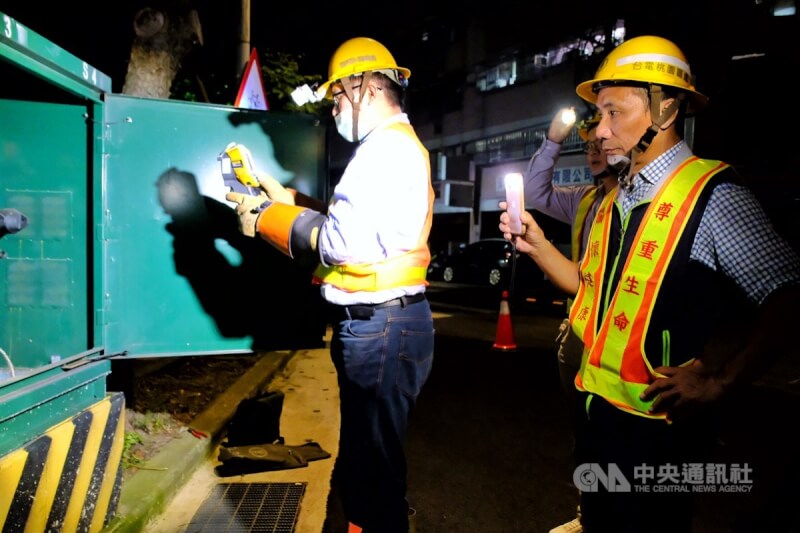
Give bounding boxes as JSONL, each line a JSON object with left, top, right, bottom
{"left": 218, "top": 389, "right": 332, "bottom": 476}
{"left": 224, "top": 390, "right": 285, "bottom": 446}
{"left": 215, "top": 441, "right": 332, "bottom": 476}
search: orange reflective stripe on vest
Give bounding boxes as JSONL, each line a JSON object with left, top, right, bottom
{"left": 571, "top": 187, "right": 600, "bottom": 263}
{"left": 573, "top": 157, "right": 729, "bottom": 419}
{"left": 570, "top": 190, "right": 615, "bottom": 350}
{"left": 313, "top": 121, "right": 434, "bottom": 292}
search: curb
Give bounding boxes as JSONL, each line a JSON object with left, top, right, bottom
{"left": 104, "top": 350, "right": 294, "bottom": 532}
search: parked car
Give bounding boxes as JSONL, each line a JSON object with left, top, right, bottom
{"left": 431, "top": 238, "right": 549, "bottom": 297}
{"left": 426, "top": 248, "right": 449, "bottom": 283}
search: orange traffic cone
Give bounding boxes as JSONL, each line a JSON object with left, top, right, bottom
{"left": 492, "top": 290, "right": 517, "bottom": 351}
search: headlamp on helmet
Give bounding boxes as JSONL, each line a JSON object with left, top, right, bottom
{"left": 577, "top": 113, "right": 601, "bottom": 141}
{"left": 290, "top": 83, "right": 326, "bottom": 107}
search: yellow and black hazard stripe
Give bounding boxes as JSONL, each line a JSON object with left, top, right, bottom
{"left": 0, "top": 392, "right": 125, "bottom": 533}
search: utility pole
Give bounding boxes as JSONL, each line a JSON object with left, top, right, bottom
{"left": 238, "top": 0, "right": 251, "bottom": 76}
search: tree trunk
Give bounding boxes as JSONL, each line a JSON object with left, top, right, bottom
{"left": 122, "top": 2, "right": 203, "bottom": 98}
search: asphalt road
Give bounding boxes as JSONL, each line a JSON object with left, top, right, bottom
{"left": 409, "top": 287, "right": 583, "bottom": 532}
{"left": 405, "top": 326, "right": 577, "bottom": 532}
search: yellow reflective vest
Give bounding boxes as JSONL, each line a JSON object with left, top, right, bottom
{"left": 571, "top": 157, "right": 730, "bottom": 419}
{"left": 571, "top": 187, "right": 600, "bottom": 263}
{"left": 313, "top": 122, "right": 434, "bottom": 292}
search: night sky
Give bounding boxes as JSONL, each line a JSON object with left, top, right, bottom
{"left": 3, "top": 1, "right": 339, "bottom": 93}
{"left": 2, "top": 0, "right": 798, "bottom": 177}
{"left": 1, "top": 0, "right": 662, "bottom": 95}
{"left": 2, "top": 1, "right": 468, "bottom": 92}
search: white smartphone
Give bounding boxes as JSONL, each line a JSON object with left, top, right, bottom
{"left": 504, "top": 172, "right": 524, "bottom": 235}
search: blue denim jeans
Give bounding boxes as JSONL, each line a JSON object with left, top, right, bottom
{"left": 329, "top": 297, "right": 434, "bottom": 533}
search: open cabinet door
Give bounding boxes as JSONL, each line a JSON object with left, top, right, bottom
{"left": 101, "top": 95, "right": 328, "bottom": 358}
{"left": 1, "top": 6, "right": 327, "bottom": 487}
{"left": 1, "top": 12, "right": 328, "bottom": 532}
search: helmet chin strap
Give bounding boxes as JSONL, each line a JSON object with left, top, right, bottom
{"left": 617, "top": 85, "right": 685, "bottom": 189}
{"left": 340, "top": 71, "right": 373, "bottom": 142}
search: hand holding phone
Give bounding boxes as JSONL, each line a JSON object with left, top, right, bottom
{"left": 504, "top": 173, "right": 524, "bottom": 235}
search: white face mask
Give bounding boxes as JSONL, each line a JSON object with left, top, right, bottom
{"left": 334, "top": 98, "right": 371, "bottom": 143}
{"left": 335, "top": 109, "right": 356, "bottom": 142}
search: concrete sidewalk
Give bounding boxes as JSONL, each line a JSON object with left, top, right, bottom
{"left": 104, "top": 347, "right": 318, "bottom": 532}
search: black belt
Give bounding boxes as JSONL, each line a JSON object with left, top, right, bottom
{"left": 330, "top": 293, "right": 426, "bottom": 320}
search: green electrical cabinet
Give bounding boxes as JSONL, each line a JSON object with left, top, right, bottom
{"left": 0, "top": 11, "right": 328, "bottom": 531}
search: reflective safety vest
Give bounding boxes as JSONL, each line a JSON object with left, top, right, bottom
{"left": 566, "top": 188, "right": 599, "bottom": 312}
{"left": 571, "top": 157, "right": 730, "bottom": 419}
{"left": 313, "top": 122, "right": 434, "bottom": 292}
{"left": 571, "top": 187, "right": 600, "bottom": 262}
{"left": 567, "top": 185, "right": 618, "bottom": 312}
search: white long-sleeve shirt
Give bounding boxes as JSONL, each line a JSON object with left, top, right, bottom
{"left": 318, "top": 113, "right": 430, "bottom": 305}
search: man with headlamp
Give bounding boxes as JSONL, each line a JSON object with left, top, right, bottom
{"left": 227, "top": 36, "right": 433, "bottom": 533}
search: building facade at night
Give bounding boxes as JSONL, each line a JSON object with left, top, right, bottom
{"left": 356, "top": 1, "right": 799, "bottom": 255}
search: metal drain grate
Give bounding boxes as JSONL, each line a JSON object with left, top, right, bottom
{"left": 186, "top": 482, "right": 306, "bottom": 532}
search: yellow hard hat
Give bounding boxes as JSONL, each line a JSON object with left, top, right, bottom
{"left": 319, "top": 37, "right": 411, "bottom": 98}
{"left": 576, "top": 35, "right": 707, "bottom": 112}
{"left": 577, "top": 113, "right": 601, "bottom": 141}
